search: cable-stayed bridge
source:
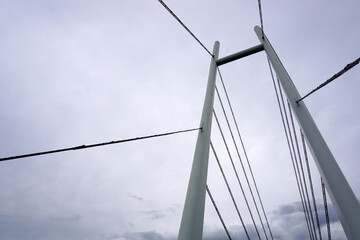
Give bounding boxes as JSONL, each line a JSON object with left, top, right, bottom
{"left": 1, "top": 1, "right": 359, "bottom": 240}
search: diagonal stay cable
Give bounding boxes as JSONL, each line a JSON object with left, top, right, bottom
{"left": 206, "top": 184, "right": 232, "bottom": 240}
{"left": 217, "top": 68, "right": 274, "bottom": 240}
{"left": 257, "top": 0, "right": 265, "bottom": 39}
{"left": 0, "top": 128, "right": 201, "bottom": 162}
{"left": 288, "top": 102, "right": 318, "bottom": 240}
{"left": 276, "top": 76, "right": 316, "bottom": 240}
{"left": 157, "top": 0, "right": 213, "bottom": 57}
{"left": 210, "top": 141, "right": 250, "bottom": 240}
{"left": 213, "top": 110, "right": 258, "bottom": 239}
{"left": 215, "top": 84, "right": 266, "bottom": 239}
{"left": 256, "top": 2, "right": 314, "bottom": 237}
{"left": 267, "top": 59, "right": 314, "bottom": 240}
{"left": 256, "top": 3, "right": 314, "bottom": 237}
{"left": 301, "top": 131, "right": 323, "bottom": 240}
{"left": 321, "top": 177, "right": 332, "bottom": 240}
{"left": 213, "top": 110, "right": 260, "bottom": 238}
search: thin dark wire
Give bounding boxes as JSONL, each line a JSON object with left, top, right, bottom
{"left": 0, "top": 127, "right": 201, "bottom": 162}
{"left": 206, "top": 184, "right": 232, "bottom": 240}
{"left": 257, "top": 0, "right": 265, "bottom": 39}
{"left": 288, "top": 102, "right": 318, "bottom": 240}
{"left": 301, "top": 131, "right": 323, "bottom": 240}
{"left": 218, "top": 68, "right": 274, "bottom": 240}
{"left": 321, "top": 177, "right": 332, "bottom": 240}
{"left": 267, "top": 58, "right": 314, "bottom": 240}
{"left": 277, "top": 77, "right": 315, "bottom": 240}
{"left": 297, "top": 57, "right": 360, "bottom": 103}
{"left": 215, "top": 85, "right": 265, "bottom": 240}
{"left": 210, "top": 141, "right": 250, "bottom": 240}
{"left": 157, "top": 0, "right": 213, "bottom": 57}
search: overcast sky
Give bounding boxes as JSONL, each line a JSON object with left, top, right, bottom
{"left": 0, "top": 1, "right": 359, "bottom": 240}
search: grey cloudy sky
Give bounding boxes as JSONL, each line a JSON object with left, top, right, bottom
{"left": 0, "top": 0, "right": 359, "bottom": 240}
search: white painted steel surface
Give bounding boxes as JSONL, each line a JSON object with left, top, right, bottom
{"left": 216, "top": 43, "right": 264, "bottom": 66}
{"left": 177, "top": 41, "right": 220, "bottom": 240}
{"left": 255, "top": 26, "right": 360, "bottom": 240}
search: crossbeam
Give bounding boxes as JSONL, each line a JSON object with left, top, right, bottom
{"left": 216, "top": 44, "right": 264, "bottom": 66}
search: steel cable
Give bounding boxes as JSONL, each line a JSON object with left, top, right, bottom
{"left": 277, "top": 77, "right": 316, "bottom": 240}
{"left": 321, "top": 178, "right": 332, "bottom": 240}
{"left": 297, "top": 57, "right": 360, "bottom": 103}
{"left": 210, "top": 141, "right": 250, "bottom": 240}
{"left": 217, "top": 68, "right": 274, "bottom": 240}
{"left": 267, "top": 59, "right": 314, "bottom": 240}
{"left": 157, "top": 0, "right": 213, "bottom": 57}
{"left": 206, "top": 184, "right": 232, "bottom": 240}
{"left": 0, "top": 128, "right": 201, "bottom": 162}
{"left": 288, "top": 102, "right": 318, "bottom": 240}
{"left": 256, "top": 6, "right": 316, "bottom": 238}
{"left": 215, "top": 84, "right": 266, "bottom": 239}
{"left": 301, "top": 131, "right": 323, "bottom": 240}
{"left": 256, "top": 5, "right": 314, "bottom": 238}
{"left": 213, "top": 110, "right": 255, "bottom": 239}
{"left": 257, "top": 0, "right": 265, "bottom": 39}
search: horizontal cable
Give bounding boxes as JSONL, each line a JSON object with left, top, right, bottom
{"left": 297, "top": 57, "right": 360, "bottom": 103}
{"left": 0, "top": 127, "right": 201, "bottom": 162}
{"left": 157, "top": 0, "right": 213, "bottom": 57}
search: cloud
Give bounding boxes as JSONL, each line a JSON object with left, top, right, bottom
{"left": 234, "top": 224, "right": 267, "bottom": 239}
{"left": 101, "top": 233, "right": 124, "bottom": 240}
{"left": 0, "top": 1, "right": 358, "bottom": 240}
{"left": 0, "top": 200, "right": 348, "bottom": 240}
{"left": 120, "top": 231, "right": 173, "bottom": 240}
{"left": 142, "top": 210, "right": 166, "bottom": 220}
{"left": 269, "top": 200, "right": 346, "bottom": 240}
{"left": 140, "top": 206, "right": 180, "bottom": 220}
{"left": 51, "top": 214, "right": 82, "bottom": 222}
{"left": 132, "top": 195, "right": 143, "bottom": 201}
{"left": 0, "top": 213, "right": 10, "bottom": 218}
{"left": 0, "top": 214, "right": 93, "bottom": 240}
{"left": 201, "top": 199, "right": 348, "bottom": 240}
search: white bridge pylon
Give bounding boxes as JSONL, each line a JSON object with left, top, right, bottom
{"left": 177, "top": 26, "right": 360, "bottom": 240}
